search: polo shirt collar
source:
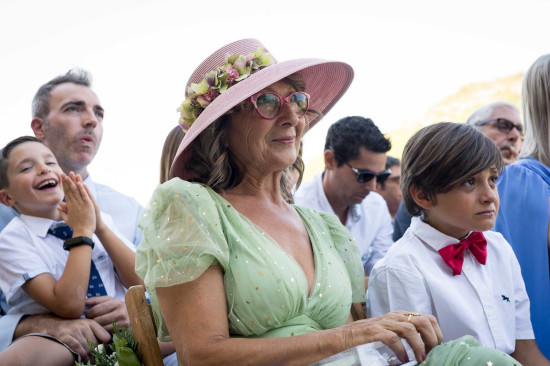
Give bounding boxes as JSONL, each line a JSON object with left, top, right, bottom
{"left": 20, "top": 215, "right": 58, "bottom": 238}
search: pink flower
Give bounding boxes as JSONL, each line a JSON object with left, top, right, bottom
{"left": 226, "top": 67, "right": 239, "bottom": 83}
{"left": 207, "top": 89, "right": 220, "bottom": 100}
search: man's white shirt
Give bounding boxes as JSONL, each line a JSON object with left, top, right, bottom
{"left": 294, "top": 173, "right": 394, "bottom": 274}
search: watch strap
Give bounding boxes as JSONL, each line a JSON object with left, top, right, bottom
{"left": 63, "top": 236, "right": 95, "bottom": 251}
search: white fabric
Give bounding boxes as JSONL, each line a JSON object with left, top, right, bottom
{"left": 294, "top": 173, "right": 393, "bottom": 274}
{"left": 84, "top": 175, "right": 144, "bottom": 246}
{"left": 0, "top": 213, "right": 135, "bottom": 316}
{"left": 0, "top": 173, "right": 142, "bottom": 351}
{"left": 367, "top": 216, "right": 534, "bottom": 353}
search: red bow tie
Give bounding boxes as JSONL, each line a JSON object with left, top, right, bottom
{"left": 438, "top": 232, "right": 487, "bottom": 276}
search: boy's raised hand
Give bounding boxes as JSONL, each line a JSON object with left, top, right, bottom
{"left": 58, "top": 172, "right": 96, "bottom": 237}
{"left": 81, "top": 179, "right": 107, "bottom": 235}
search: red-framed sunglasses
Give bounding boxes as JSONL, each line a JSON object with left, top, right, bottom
{"left": 249, "top": 91, "right": 310, "bottom": 120}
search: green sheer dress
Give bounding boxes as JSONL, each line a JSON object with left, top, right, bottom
{"left": 136, "top": 179, "right": 365, "bottom": 341}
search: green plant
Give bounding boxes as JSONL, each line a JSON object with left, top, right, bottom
{"left": 75, "top": 324, "right": 143, "bottom": 366}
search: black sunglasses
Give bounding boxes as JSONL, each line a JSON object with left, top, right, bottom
{"left": 475, "top": 118, "right": 523, "bottom": 134}
{"left": 344, "top": 161, "right": 392, "bottom": 184}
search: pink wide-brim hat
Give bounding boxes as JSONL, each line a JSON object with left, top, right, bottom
{"left": 170, "top": 38, "right": 354, "bottom": 180}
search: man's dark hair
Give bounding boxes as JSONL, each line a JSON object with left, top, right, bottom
{"left": 385, "top": 156, "right": 400, "bottom": 170}
{"left": 32, "top": 68, "right": 92, "bottom": 119}
{"left": 0, "top": 136, "right": 45, "bottom": 189}
{"left": 324, "top": 116, "right": 391, "bottom": 166}
{"left": 378, "top": 156, "right": 401, "bottom": 189}
{"left": 401, "top": 122, "right": 503, "bottom": 216}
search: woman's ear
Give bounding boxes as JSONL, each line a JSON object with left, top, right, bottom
{"left": 409, "top": 185, "right": 433, "bottom": 210}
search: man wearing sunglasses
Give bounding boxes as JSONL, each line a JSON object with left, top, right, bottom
{"left": 466, "top": 101, "right": 523, "bottom": 165}
{"left": 295, "top": 116, "right": 393, "bottom": 275}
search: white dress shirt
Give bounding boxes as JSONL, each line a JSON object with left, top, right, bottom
{"left": 0, "top": 213, "right": 135, "bottom": 316}
{"left": 84, "top": 176, "right": 144, "bottom": 246}
{"left": 294, "top": 173, "right": 394, "bottom": 274}
{"left": 367, "top": 216, "right": 534, "bottom": 353}
{"left": 0, "top": 173, "right": 144, "bottom": 351}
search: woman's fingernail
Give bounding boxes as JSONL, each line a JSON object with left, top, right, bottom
{"left": 404, "top": 355, "right": 410, "bottom": 363}
{"left": 422, "top": 353, "right": 426, "bottom": 361}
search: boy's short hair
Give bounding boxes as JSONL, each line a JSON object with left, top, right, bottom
{"left": 401, "top": 122, "right": 503, "bottom": 216}
{"left": 325, "top": 116, "right": 391, "bottom": 166}
{"left": 0, "top": 136, "right": 44, "bottom": 189}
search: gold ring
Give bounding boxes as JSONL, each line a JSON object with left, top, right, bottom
{"left": 405, "top": 312, "right": 420, "bottom": 322}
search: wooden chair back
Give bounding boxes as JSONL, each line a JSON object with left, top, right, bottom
{"left": 351, "top": 302, "right": 367, "bottom": 321}
{"left": 125, "top": 285, "right": 164, "bottom": 366}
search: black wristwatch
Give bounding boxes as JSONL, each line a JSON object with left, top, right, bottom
{"left": 63, "top": 236, "right": 95, "bottom": 251}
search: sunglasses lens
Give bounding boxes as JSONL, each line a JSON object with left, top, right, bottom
{"left": 357, "top": 173, "right": 375, "bottom": 183}
{"left": 255, "top": 93, "right": 281, "bottom": 118}
{"left": 376, "top": 172, "right": 391, "bottom": 183}
{"left": 497, "top": 119, "right": 523, "bottom": 134}
{"left": 289, "top": 92, "right": 309, "bottom": 116}
{"left": 497, "top": 119, "right": 513, "bottom": 133}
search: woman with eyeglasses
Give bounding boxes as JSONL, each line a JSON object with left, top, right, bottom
{"left": 135, "top": 39, "right": 443, "bottom": 365}
{"left": 494, "top": 54, "right": 550, "bottom": 358}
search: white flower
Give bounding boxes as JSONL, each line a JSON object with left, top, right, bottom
{"left": 97, "top": 344, "right": 104, "bottom": 354}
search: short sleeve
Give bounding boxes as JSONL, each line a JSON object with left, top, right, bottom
{"left": 135, "top": 179, "right": 230, "bottom": 340}
{"left": 0, "top": 221, "right": 51, "bottom": 304}
{"left": 136, "top": 179, "right": 230, "bottom": 289}
{"left": 318, "top": 211, "right": 366, "bottom": 303}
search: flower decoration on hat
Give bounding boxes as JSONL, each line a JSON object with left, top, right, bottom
{"left": 177, "top": 47, "right": 275, "bottom": 131}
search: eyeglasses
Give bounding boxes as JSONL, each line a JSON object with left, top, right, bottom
{"left": 250, "top": 91, "right": 310, "bottom": 120}
{"left": 344, "top": 161, "right": 392, "bottom": 184}
{"left": 475, "top": 118, "right": 523, "bottom": 134}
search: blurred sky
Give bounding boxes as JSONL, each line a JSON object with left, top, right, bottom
{"left": 1, "top": 0, "right": 549, "bottom": 205}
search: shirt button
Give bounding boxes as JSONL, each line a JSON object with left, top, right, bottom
{"left": 464, "top": 264, "right": 471, "bottom": 270}
{"left": 487, "top": 310, "right": 494, "bottom": 317}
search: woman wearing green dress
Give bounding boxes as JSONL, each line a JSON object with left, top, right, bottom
{"left": 136, "top": 39, "right": 443, "bottom": 365}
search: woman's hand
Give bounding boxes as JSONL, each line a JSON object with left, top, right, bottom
{"left": 58, "top": 172, "right": 95, "bottom": 237}
{"left": 340, "top": 310, "right": 443, "bottom": 364}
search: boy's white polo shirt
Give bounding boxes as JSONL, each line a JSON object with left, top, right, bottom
{"left": 0, "top": 213, "right": 135, "bottom": 316}
{"left": 367, "top": 216, "right": 534, "bottom": 353}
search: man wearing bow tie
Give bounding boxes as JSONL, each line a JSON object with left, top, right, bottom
{"left": 367, "top": 123, "right": 548, "bottom": 365}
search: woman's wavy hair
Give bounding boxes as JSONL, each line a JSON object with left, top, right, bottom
{"left": 184, "top": 75, "right": 315, "bottom": 203}
{"left": 520, "top": 54, "right": 550, "bottom": 167}
{"left": 160, "top": 126, "right": 185, "bottom": 184}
